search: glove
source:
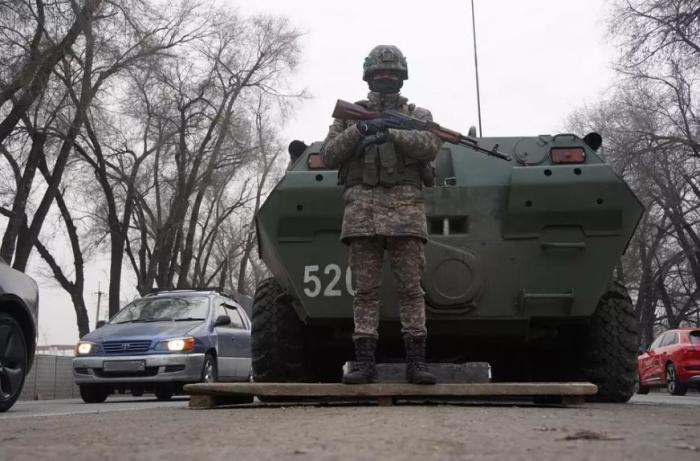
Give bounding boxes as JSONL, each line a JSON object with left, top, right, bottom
{"left": 356, "top": 118, "right": 399, "bottom": 135}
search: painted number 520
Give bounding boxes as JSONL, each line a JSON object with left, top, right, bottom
{"left": 303, "top": 264, "right": 354, "bottom": 297}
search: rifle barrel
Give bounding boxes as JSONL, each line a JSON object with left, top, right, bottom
{"left": 457, "top": 137, "right": 511, "bottom": 161}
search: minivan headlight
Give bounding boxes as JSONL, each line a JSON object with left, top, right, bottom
{"left": 156, "top": 337, "right": 195, "bottom": 352}
{"left": 76, "top": 341, "right": 95, "bottom": 355}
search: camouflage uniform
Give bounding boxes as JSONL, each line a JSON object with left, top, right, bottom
{"left": 320, "top": 91, "right": 442, "bottom": 339}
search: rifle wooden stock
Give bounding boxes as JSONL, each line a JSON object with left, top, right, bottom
{"left": 430, "top": 126, "right": 461, "bottom": 144}
{"left": 332, "top": 100, "right": 379, "bottom": 120}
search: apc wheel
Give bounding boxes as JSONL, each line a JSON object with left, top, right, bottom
{"left": 252, "top": 278, "right": 308, "bottom": 383}
{"left": 581, "top": 281, "right": 639, "bottom": 403}
{"left": 666, "top": 363, "right": 687, "bottom": 396}
{"left": 201, "top": 353, "right": 217, "bottom": 383}
{"left": 0, "top": 313, "right": 28, "bottom": 412}
{"left": 79, "top": 384, "right": 109, "bottom": 403}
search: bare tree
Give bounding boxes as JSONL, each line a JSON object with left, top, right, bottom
{"left": 0, "top": 0, "right": 102, "bottom": 143}
{"left": 235, "top": 96, "right": 284, "bottom": 295}
{"left": 565, "top": 0, "right": 700, "bottom": 341}
{"left": 0, "top": 0, "right": 210, "bottom": 334}
{"left": 105, "top": 11, "right": 301, "bottom": 315}
{"left": 0, "top": 0, "right": 101, "bottom": 264}
{"left": 0, "top": 1, "right": 301, "bottom": 333}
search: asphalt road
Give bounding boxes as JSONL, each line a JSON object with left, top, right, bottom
{"left": 0, "top": 396, "right": 188, "bottom": 419}
{"left": 1, "top": 393, "right": 699, "bottom": 460}
{"left": 631, "top": 391, "right": 700, "bottom": 407}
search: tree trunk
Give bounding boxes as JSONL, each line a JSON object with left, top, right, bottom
{"left": 12, "top": 5, "right": 98, "bottom": 271}
{"left": 0, "top": 132, "right": 45, "bottom": 262}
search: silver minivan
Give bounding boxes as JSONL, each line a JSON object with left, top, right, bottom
{"left": 73, "top": 289, "right": 251, "bottom": 402}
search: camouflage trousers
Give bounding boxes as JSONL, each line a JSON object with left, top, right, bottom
{"left": 348, "top": 236, "right": 427, "bottom": 339}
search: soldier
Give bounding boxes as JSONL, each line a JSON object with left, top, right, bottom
{"left": 320, "top": 45, "right": 442, "bottom": 385}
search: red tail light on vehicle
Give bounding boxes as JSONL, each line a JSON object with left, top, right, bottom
{"left": 550, "top": 147, "right": 586, "bottom": 164}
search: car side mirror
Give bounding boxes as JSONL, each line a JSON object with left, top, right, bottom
{"left": 96, "top": 320, "right": 106, "bottom": 329}
{"left": 214, "top": 315, "right": 231, "bottom": 327}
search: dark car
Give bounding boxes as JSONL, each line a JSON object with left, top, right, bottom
{"left": 637, "top": 328, "right": 700, "bottom": 395}
{"left": 0, "top": 257, "right": 39, "bottom": 412}
{"left": 73, "top": 289, "right": 252, "bottom": 403}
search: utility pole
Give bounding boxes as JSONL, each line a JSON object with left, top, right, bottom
{"left": 95, "top": 283, "right": 103, "bottom": 330}
{"left": 470, "top": 0, "right": 483, "bottom": 137}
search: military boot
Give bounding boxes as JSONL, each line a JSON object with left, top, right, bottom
{"left": 404, "top": 335, "right": 437, "bottom": 385}
{"left": 342, "top": 337, "right": 378, "bottom": 384}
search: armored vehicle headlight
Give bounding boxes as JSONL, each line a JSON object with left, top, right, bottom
{"left": 550, "top": 147, "right": 586, "bottom": 164}
{"left": 157, "top": 337, "right": 195, "bottom": 352}
{"left": 307, "top": 153, "right": 327, "bottom": 170}
{"left": 76, "top": 341, "right": 95, "bottom": 355}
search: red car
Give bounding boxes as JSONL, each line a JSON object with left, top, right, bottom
{"left": 637, "top": 328, "right": 700, "bottom": 395}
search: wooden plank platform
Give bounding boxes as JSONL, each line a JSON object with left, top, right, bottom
{"left": 184, "top": 382, "right": 598, "bottom": 409}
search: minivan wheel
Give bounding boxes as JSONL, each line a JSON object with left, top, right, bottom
{"left": 666, "top": 362, "right": 687, "bottom": 396}
{"left": 79, "top": 384, "right": 109, "bottom": 403}
{"left": 0, "top": 313, "right": 28, "bottom": 412}
{"left": 201, "top": 354, "right": 217, "bottom": 383}
{"left": 154, "top": 385, "right": 173, "bottom": 401}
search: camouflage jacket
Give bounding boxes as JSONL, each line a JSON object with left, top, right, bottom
{"left": 320, "top": 92, "right": 442, "bottom": 242}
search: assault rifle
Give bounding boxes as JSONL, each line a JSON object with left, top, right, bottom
{"left": 332, "top": 99, "right": 512, "bottom": 162}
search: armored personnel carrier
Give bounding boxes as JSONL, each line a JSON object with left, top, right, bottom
{"left": 252, "top": 132, "right": 644, "bottom": 402}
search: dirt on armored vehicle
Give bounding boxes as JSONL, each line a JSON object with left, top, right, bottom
{"left": 252, "top": 131, "right": 644, "bottom": 402}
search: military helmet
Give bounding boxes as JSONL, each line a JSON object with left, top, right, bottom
{"left": 362, "top": 45, "right": 408, "bottom": 82}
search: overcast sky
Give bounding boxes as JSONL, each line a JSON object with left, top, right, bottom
{"left": 35, "top": 0, "right": 619, "bottom": 346}
{"left": 244, "top": 0, "right": 617, "bottom": 140}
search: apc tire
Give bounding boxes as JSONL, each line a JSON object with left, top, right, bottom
{"left": 666, "top": 362, "right": 687, "bottom": 396}
{"left": 79, "top": 384, "right": 109, "bottom": 403}
{"left": 251, "top": 278, "right": 308, "bottom": 383}
{"left": 0, "top": 313, "right": 28, "bottom": 412}
{"left": 581, "top": 281, "right": 639, "bottom": 403}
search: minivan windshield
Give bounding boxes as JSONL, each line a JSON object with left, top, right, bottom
{"left": 110, "top": 296, "right": 210, "bottom": 324}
